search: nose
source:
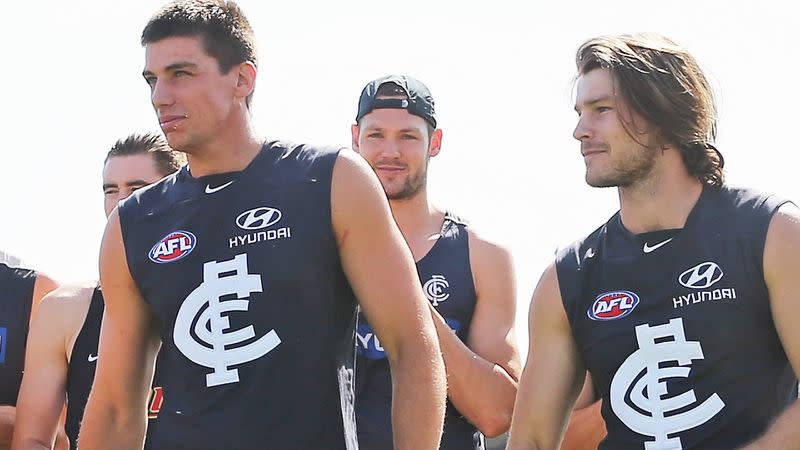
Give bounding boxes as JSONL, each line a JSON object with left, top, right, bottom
{"left": 151, "top": 79, "right": 174, "bottom": 110}
{"left": 573, "top": 114, "right": 591, "bottom": 142}
{"left": 381, "top": 138, "right": 402, "bottom": 158}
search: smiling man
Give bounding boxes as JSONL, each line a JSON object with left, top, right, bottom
{"left": 351, "top": 75, "right": 521, "bottom": 450}
{"left": 508, "top": 33, "right": 800, "bottom": 450}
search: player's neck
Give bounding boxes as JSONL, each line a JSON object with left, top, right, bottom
{"left": 389, "top": 190, "right": 445, "bottom": 261}
{"left": 185, "top": 116, "right": 263, "bottom": 177}
{"left": 617, "top": 162, "right": 703, "bottom": 234}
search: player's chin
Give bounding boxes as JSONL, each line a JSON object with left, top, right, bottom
{"left": 385, "top": 191, "right": 405, "bottom": 200}
{"left": 379, "top": 179, "right": 405, "bottom": 195}
{"left": 585, "top": 173, "right": 618, "bottom": 188}
{"left": 163, "top": 133, "right": 194, "bottom": 154}
{"left": 385, "top": 187, "right": 409, "bottom": 200}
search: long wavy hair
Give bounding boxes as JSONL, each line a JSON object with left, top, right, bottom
{"left": 576, "top": 33, "right": 724, "bottom": 187}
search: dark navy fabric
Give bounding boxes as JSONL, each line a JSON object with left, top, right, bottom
{"left": 65, "top": 286, "right": 103, "bottom": 446}
{"left": 355, "top": 214, "right": 483, "bottom": 449}
{"left": 118, "top": 142, "right": 358, "bottom": 450}
{"left": 65, "top": 286, "right": 164, "bottom": 448}
{"left": 556, "top": 185, "right": 797, "bottom": 450}
{"left": 0, "top": 252, "right": 36, "bottom": 406}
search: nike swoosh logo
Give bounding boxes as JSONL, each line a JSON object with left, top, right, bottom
{"left": 643, "top": 238, "right": 673, "bottom": 253}
{"left": 205, "top": 181, "right": 234, "bottom": 194}
{"left": 88, "top": 354, "right": 99, "bottom": 362}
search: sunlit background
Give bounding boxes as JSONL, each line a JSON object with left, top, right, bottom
{"left": 1, "top": 0, "right": 797, "bottom": 360}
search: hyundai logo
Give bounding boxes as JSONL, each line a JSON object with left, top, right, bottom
{"left": 679, "top": 262, "right": 723, "bottom": 289}
{"left": 236, "top": 207, "right": 282, "bottom": 230}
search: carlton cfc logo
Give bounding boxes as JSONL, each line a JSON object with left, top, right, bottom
{"left": 587, "top": 290, "right": 640, "bottom": 321}
{"left": 149, "top": 230, "right": 197, "bottom": 264}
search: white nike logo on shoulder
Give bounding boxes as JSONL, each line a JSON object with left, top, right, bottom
{"left": 205, "top": 181, "right": 234, "bottom": 194}
{"left": 88, "top": 354, "right": 99, "bottom": 362}
{"left": 643, "top": 238, "right": 673, "bottom": 253}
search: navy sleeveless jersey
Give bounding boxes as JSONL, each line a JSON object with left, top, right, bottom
{"left": 118, "top": 141, "right": 358, "bottom": 450}
{"left": 355, "top": 214, "right": 482, "bottom": 449}
{"left": 0, "top": 251, "right": 36, "bottom": 405}
{"left": 556, "top": 186, "right": 797, "bottom": 450}
{"left": 65, "top": 286, "right": 165, "bottom": 448}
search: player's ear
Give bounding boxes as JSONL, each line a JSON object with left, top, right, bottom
{"left": 351, "top": 124, "right": 361, "bottom": 153}
{"left": 428, "top": 128, "right": 443, "bottom": 157}
{"left": 234, "top": 61, "right": 257, "bottom": 102}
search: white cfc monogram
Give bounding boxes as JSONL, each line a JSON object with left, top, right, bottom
{"left": 174, "top": 253, "right": 281, "bottom": 387}
{"left": 423, "top": 274, "right": 450, "bottom": 306}
{"left": 610, "top": 318, "right": 724, "bottom": 450}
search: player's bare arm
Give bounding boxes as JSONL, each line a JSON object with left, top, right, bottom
{"left": 78, "top": 211, "right": 161, "bottom": 450}
{"left": 426, "top": 231, "right": 520, "bottom": 437}
{"left": 738, "top": 204, "right": 800, "bottom": 450}
{"left": 506, "top": 263, "right": 586, "bottom": 450}
{"left": 331, "top": 150, "right": 446, "bottom": 450}
{"left": 12, "top": 285, "right": 92, "bottom": 450}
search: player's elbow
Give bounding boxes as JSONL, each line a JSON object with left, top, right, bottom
{"left": 475, "top": 376, "right": 518, "bottom": 437}
{"left": 475, "top": 406, "right": 513, "bottom": 438}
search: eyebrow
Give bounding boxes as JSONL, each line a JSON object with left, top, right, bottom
{"left": 142, "top": 61, "right": 199, "bottom": 78}
{"left": 575, "top": 95, "right": 614, "bottom": 112}
{"left": 102, "top": 180, "right": 149, "bottom": 190}
{"left": 363, "top": 126, "right": 423, "bottom": 133}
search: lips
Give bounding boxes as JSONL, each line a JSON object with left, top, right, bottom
{"left": 159, "top": 115, "right": 186, "bottom": 130}
{"left": 581, "top": 142, "right": 607, "bottom": 157}
{"left": 374, "top": 165, "right": 407, "bottom": 178}
{"left": 582, "top": 149, "right": 605, "bottom": 158}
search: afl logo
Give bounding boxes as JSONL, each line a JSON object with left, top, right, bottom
{"left": 587, "top": 291, "right": 640, "bottom": 321}
{"left": 149, "top": 231, "right": 196, "bottom": 264}
{"left": 679, "top": 261, "right": 723, "bottom": 289}
{"left": 423, "top": 275, "right": 450, "bottom": 306}
{"left": 236, "top": 207, "right": 282, "bottom": 230}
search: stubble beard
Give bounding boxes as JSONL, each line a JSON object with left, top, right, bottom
{"left": 386, "top": 158, "right": 429, "bottom": 201}
{"left": 586, "top": 146, "right": 657, "bottom": 189}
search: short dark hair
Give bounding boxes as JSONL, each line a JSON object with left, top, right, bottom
{"left": 576, "top": 33, "right": 724, "bottom": 187}
{"left": 105, "top": 132, "right": 186, "bottom": 176}
{"left": 141, "top": 0, "right": 257, "bottom": 107}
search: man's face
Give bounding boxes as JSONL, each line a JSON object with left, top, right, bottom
{"left": 143, "top": 36, "right": 240, "bottom": 153}
{"left": 102, "top": 153, "right": 165, "bottom": 217}
{"left": 352, "top": 107, "right": 441, "bottom": 201}
{"left": 573, "top": 68, "right": 659, "bottom": 188}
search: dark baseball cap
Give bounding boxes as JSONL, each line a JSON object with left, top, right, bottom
{"left": 355, "top": 75, "right": 437, "bottom": 128}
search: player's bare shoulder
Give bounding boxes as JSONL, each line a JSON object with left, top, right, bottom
{"left": 466, "top": 225, "right": 513, "bottom": 259}
{"left": 464, "top": 223, "right": 515, "bottom": 289}
{"left": 35, "top": 282, "right": 97, "bottom": 355}
{"left": 42, "top": 282, "right": 96, "bottom": 308}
